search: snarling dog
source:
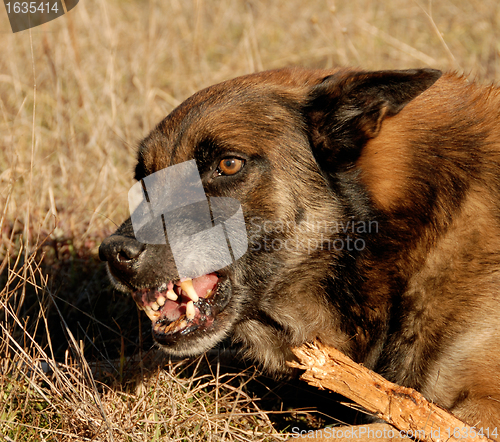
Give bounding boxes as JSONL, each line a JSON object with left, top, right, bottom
{"left": 100, "top": 68, "right": 500, "bottom": 430}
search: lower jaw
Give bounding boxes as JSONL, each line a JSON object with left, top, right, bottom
{"left": 151, "top": 312, "right": 233, "bottom": 354}
{"left": 152, "top": 311, "right": 215, "bottom": 345}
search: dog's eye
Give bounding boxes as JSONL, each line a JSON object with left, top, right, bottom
{"left": 217, "top": 158, "right": 245, "bottom": 176}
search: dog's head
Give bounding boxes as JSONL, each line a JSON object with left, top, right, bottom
{"left": 99, "top": 68, "right": 441, "bottom": 374}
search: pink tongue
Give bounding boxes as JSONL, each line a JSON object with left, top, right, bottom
{"left": 192, "top": 273, "right": 219, "bottom": 297}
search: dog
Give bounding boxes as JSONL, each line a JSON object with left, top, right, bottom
{"left": 99, "top": 67, "right": 500, "bottom": 432}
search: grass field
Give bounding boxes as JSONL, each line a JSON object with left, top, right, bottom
{"left": 1, "top": 0, "right": 500, "bottom": 440}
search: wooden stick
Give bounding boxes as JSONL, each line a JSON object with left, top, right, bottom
{"left": 290, "top": 342, "right": 494, "bottom": 442}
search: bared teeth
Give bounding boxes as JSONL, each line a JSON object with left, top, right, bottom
{"left": 166, "top": 289, "right": 178, "bottom": 301}
{"left": 186, "top": 300, "right": 195, "bottom": 320}
{"left": 144, "top": 305, "right": 161, "bottom": 322}
{"left": 163, "top": 318, "right": 188, "bottom": 333}
{"left": 151, "top": 301, "right": 160, "bottom": 311}
{"left": 157, "top": 295, "right": 166, "bottom": 306}
{"left": 205, "top": 289, "right": 213, "bottom": 298}
{"left": 180, "top": 279, "right": 199, "bottom": 303}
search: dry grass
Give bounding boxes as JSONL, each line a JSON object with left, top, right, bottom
{"left": 1, "top": 0, "right": 500, "bottom": 440}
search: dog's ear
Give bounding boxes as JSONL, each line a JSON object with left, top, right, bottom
{"left": 306, "top": 69, "right": 442, "bottom": 170}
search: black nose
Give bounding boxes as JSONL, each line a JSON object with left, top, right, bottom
{"left": 99, "top": 234, "right": 145, "bottom": 264}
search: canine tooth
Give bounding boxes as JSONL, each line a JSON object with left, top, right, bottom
{"left": 166, "top": 290, "right": 178, "bottom": 301}
{"left": 205, "top": 289, "right": 212, "bottom": 298}
{"left": 180, "top": 279, "right": 199, "bottom": 303}
{"left": 144, "top": 306, "right": 160, "bottom": 322}
{"left": 186, "top": 300, "right": 195, "bottom": 320}
{"left": 152, "top": 301, "right": 160, "bottom": 311}
{"left": 157, "top": 295, "right": 166, "bottom": 306}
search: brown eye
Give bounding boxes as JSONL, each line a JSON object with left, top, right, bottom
{"left": 217, "top": 158, "right": 244, "bottom": 176}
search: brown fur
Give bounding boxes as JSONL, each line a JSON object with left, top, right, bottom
{"left": 100, "top": 68, "right": 500, "bottom": 432}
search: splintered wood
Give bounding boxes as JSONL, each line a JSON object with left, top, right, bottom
{"left": 290, "top": 342, "right": 494, "bottom": 442}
